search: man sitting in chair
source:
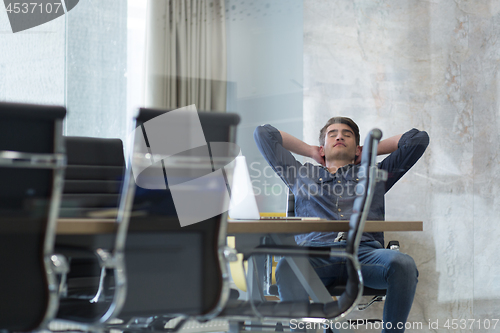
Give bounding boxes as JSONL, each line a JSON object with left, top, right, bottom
{"left": 253, "top": 117, "right": 429, "bottom": 333}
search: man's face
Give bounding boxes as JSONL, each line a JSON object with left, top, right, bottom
{"left": 320, "top": 123, "right": 360, "bottom": 163}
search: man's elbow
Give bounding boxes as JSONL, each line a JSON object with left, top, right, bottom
{"left": 418, "top": 130, "right": 430, "bottom": 149}
{"left": 253, "top": 125, "right": 267, "bottom": 144}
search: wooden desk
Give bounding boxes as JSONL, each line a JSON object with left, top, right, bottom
{"left": 56, "top": 218, "right": 422, "bottom": 235}
{"left": 226, "top": 219, "right": 423, "bottom": 304}
{"left": 56, "top": 217, "right": 423, "bottom": 305}
{"left": 227, "top": 219, "right": 423, "bottom": 234}
{"left": 56, "top": 218, "right": 116, "bottom": 235}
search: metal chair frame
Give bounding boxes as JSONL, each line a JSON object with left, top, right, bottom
{"left": 0, "top": 114, "right": 67, "bottom": 331}
{"left": 220, "top": 129, "right": 387, "bottom": 331}
{"left": 54, "top": 135, "right": 137, "bottom": 331}
{"left": 105, "top": 108, "right": 240, "bottom": 332}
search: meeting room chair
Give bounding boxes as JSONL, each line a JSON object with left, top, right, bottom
{"left": 59, "top": 137, "right": 126, "bottom": 218}
{"left": 0, "top": 102, "right": 67, "bottom": 332}
{"left": 54, "top": 136, "right": 136, "bottom": 330}
{"left": 218, "top": 129, "right": 387, "bottom": 333}
{"left": 264, "top": 190, "right": 399, "bottom": 313}
{"left": 107, "top": 107, "right": 241, "bottom": 331}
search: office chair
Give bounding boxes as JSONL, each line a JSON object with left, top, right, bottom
{"left": 0, "top": 102, "right": 67, "bottom": 332}
{"left": 54, "top": 136, "right": 136, "bottom": 330}
{"left": 107, "top": 107, "right": 240, "bottom": 331}
{"left": 263, "top": 190, "right": 399, "bottom": 312}
{"left": 59, "top": 137, "right": 126, "bottom": 218}
{"left": 219, "top": 129, "right": 387, "bottom": 332}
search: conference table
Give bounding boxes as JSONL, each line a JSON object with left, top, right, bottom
{"left": 56, "top": 218, "right": 422, "bottom": 304}
{"left": 224, "top": 219, "right": 422, "bottom": 304}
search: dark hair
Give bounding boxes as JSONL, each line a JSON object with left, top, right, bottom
{"left": 319, "top": 117, "right": 360, "bottom": 146}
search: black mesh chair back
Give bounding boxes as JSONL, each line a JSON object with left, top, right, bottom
{"left": 0, "top": 102, "right": 66, "bottom": 332}
{"left": 60, "top": 137, "right": 125, "bottom": 218}
{"left": 112, "top": 107, "right": 240, "bottom": 329}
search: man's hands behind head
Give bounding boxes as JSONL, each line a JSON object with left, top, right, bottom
{"left": 310, "top": 145, "right": 326, "bottom": 166}
{"left": 354, "top": 146, "right": 363, "bottom": 164}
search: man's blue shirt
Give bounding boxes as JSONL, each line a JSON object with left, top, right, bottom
{"left": 253, "top": 125, "right": 429, "bottom": 247}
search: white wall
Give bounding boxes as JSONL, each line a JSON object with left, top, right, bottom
{"left": 64, "top": 1, "right": 127, "bottom": 141}
{"left": 0, "top": 7, "right": 65, "bottom": 105}
{"left": 304, "top": 0, "right": 500, "bottom": 331}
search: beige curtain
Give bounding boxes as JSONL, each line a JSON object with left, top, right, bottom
{"left": 144, "top": 0, "right": 227, "bottom": 112}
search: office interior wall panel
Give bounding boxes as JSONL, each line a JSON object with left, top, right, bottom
{"left": 304, "top": 0, "right": 500, "bottom": 330}
{"left": 468, "top": 4, "right": 500, "bottom": 330}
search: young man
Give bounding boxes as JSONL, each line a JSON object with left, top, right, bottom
{"left": 253, "top": 117, "right": 429, "bottom": 333}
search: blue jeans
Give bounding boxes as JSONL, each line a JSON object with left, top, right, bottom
{"left": 275, "top": 241, "right": 418, "bottom": 333}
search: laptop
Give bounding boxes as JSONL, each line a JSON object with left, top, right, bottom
{"left": 228, "top": 156, "right": 322, "bottom": 221}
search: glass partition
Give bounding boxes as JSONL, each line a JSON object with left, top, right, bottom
{"left": 227, "top": 0, "right": 498, "bottom": 330}
{"left": 1, "top": 0, "right": 498, "bottom": 331}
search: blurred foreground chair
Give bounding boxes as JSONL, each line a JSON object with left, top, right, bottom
{"left": 108, "top": 107, "right": 240, "bottom": 331}
{"left": 0, "top": 102, "right": 66, "bottom": 332}
{"left": 54, "top": 137, "right": 136, "bottom": 330}
{"left": 219, "top": 129, "right": 387, "bottom": 333}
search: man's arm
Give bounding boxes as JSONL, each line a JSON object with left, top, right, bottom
{"left": 254, "top": 125, "right": 305, "bottom": 189}
{"left": 355, "top": 134, "right": 403, "bottom": 164}
{"left": 279, "top": 130, "right": 325, "bottom": 166}
{"left": 377, "top": 134, "right": 403, "bottom": 155}
{"left": 378, "top": 129, "right": 429, "bottom": 192}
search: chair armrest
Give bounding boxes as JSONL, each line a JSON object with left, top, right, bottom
{"left": 243, "top": 245, "right": 347, "bottom": 260}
